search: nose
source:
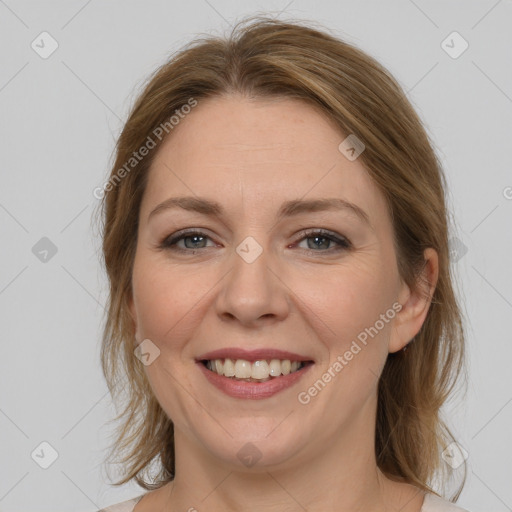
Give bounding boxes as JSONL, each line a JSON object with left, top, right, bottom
{"left": 214, "top": 240, "right": 290, "bottom": 328}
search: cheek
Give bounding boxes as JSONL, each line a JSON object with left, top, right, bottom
{"left": 294, "top": 267, "right": 397, "bottom": 418}
{"left": 131, "top": 261, "right": 205, "bottom": 348}
{"left": 296, "top": 261, "right": 398, "bottom": 349}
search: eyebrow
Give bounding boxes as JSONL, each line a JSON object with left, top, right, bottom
{"left": 148, "top": 196, "right": 371, "bottom": 226}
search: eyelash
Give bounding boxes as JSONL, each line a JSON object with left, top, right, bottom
{"left": 159, "top": 228, "right": 351, "bottom": 255}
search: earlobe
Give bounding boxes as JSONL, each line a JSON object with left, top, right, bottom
{"left": 388, "top": 248, "right": 439, "bottom": 353}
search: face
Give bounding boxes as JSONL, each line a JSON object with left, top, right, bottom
{"left": 128, "top": 94, "right": 423, "bottom": 472}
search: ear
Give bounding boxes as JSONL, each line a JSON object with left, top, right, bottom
{"left": 388, "top": 248, "right": 439, "bottom": 353}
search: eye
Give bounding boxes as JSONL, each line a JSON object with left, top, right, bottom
{"left": 159, "top": 230, "right": 215, "bottom": 252}
{"left": 294, "top": 229, "right": 351, "bottom": 253}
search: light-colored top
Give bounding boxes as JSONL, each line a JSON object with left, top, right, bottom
{"left": 97, "top": 492, "right": 470, "bottom": 511}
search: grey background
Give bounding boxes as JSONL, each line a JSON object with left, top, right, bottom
{"left": 1, "top": 1, "right": 511, "bottom": 511}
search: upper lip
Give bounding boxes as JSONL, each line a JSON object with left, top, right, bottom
{"left": 196, "top": 348, "right": 314, "bottom": 363}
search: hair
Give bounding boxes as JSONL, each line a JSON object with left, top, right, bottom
{"left": 95, "top": 15, "right": 467, "bottom": 500}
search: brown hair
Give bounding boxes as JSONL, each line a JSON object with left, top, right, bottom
{"left": 95, "top": 15, "right": 467, "bottom": 499}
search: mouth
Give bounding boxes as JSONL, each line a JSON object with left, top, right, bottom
{"left": 195, "top": 348, "right": 315, "bottom": 399}
{"left": 200, "top": 358, "right": 313, "bottom": 382}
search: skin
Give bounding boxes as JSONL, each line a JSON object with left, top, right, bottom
{"left": 128, "top": 94, "right": 438, "bottom": 512}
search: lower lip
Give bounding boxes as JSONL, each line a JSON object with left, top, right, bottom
{"left": 197, "top": 361, "right": 314, "bottom": 400}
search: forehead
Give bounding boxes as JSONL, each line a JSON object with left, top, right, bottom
{"left": 141, "top": 95, "right": 388, "bottom": 224}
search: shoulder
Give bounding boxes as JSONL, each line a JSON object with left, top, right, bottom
{"left": 97, "top": 494, "right": 145, "bottom": 512}
{"left": 422, "top": 493, "right": 470, "bottom": 512}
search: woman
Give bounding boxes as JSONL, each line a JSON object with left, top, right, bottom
{"left": 96, "top": 16, "right": 469, "bottom": 512}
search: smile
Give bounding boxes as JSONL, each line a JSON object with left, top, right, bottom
{"left": 196, "top": 348, "right": 315, "bottom": 399}
{"left": 203, "top": 358, "right": 307, "bottom": 382}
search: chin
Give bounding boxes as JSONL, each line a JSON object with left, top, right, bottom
{"left": 191, "top": 418, "right": 310, "bottom": 471}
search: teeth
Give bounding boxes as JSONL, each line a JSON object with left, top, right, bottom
{"left": 251, "top": 360, "right": 270, "bottom": 379}
{"left": 269, "top": 359, "right": 282, "bottom": 377}
{"left": 234, "top": 359, "right": 252, "bottom": 379}
{"left": 223, "top": 358, "right": 235, "bottom": 377}
{"left": 205, "top": 358, "right": 306, "bottom": 380}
